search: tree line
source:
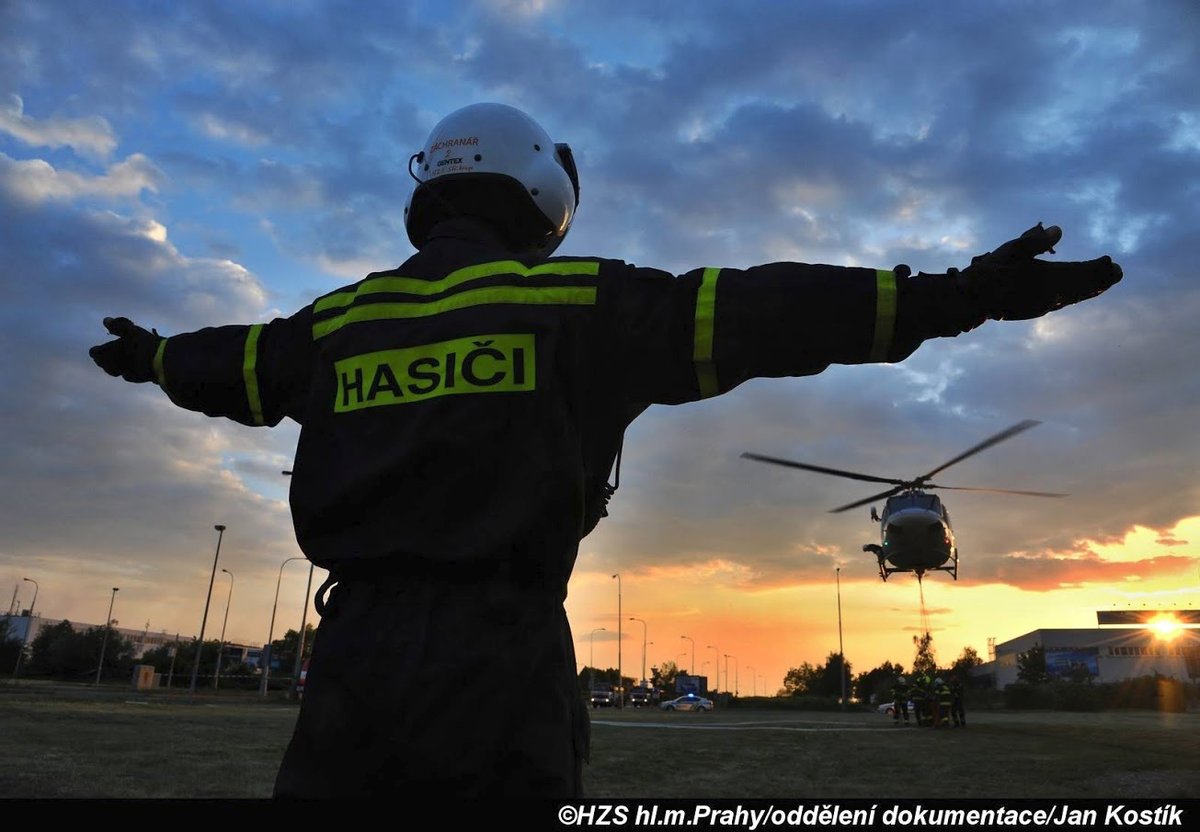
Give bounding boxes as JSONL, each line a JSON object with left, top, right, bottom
{"left": 2, "top": 618, "right": 315, "bottom": 688}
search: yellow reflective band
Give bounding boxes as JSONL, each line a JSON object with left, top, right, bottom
{"left": 313, "top": 286, "right": 596, "bottom": 340}
{"left": 693, "top": 267, "right": 721, "bottom": 398}
{"left": 314, "top": 260, "right": 601, "bottom": 314}
{"left": 243, "top": 324, "right": 264, "bottom": 425}
{"left": 869, "top": 269, "right": 897, "bottom": 363}
{"left": 334, "top": 333, "right": 536, "bottom": 413}
{"left": 153, "top": 338, "right": 168, "bottom": 389}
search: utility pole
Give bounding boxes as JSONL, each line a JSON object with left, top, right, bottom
{"left": 837, "top": 566, "right": 846, "bottom": 710}
{"left": 612, "top": 574, "right": 622, "bottom": 708}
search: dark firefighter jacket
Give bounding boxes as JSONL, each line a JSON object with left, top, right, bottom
{"left": 149, "top": 219, "right": 981, "bottom": 592}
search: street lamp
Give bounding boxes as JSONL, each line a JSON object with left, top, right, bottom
{"left": 589, "top": 627, "right": 606, "bottom": 691}
{"left": 725, "top": 654, "right": 737, "bottom": 696}
{"left": 611, "top": 574, "right": 621, "bottom": 708}
{"left": 213, "top": 569, "right": 234, "bottom": 689}
{"left": 11, "top": 577, "right": 38, "bottom": 680}
{"left": 260, "top": 556, "right": 306, "bottom": 696}
{"left": 706, "top": 644, "right": 720, "bottom": 693}
{"left": 94, "top": 587, "right": 119, "bottom": 686}
{"left": 629, "top": 617, "right": 647, "bottom": 687}
{"left": 190, "top": 524, "right": 226, "bottom": 694}
{"left": 282, "top": 471, "right": 316, "bottom": 699}
{"left": 681, "top": 635, "right": 694, "bottom": 676}
{"left": 747, "top": 665, "right": 755, "bottom": 697}
{"left": 837, "top": 566, "right": 846, "bottom": 710}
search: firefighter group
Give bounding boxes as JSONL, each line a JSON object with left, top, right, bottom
{"left": 889, "top": 675, "right": 965, "bottom": 728}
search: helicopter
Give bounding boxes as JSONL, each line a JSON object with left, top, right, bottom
{"left": 741, "top": 420, "right": 1065, "bottom": 582}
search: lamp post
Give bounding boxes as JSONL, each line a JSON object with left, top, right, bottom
{"left": 94, "top": 587, "right": 119, "bottom": 686}
{"left": 611, "top": 574, "right": 622, "bottom": 707}
{"left": 706, "top": 644, "right": 720, "bottom": 693}
{"left": 680, "top": 636, "right": 694, "bottom": 676}
{"left": 589, "top": 627, "right": 606, "bottom": 691}
{"left": 289, "top": 563, "right": 315, "bottom": 699}
{"left": 837, "top": 566, "right": 846, "bottom": 711}
{"left": 725, "top": 654, "right": 737, "bottom": 696}
{"left": 629, "top": 617, "right": 647, "bottom": 687}
{"left": 261, "top": 556, "right": 306, "bottom": 696}
{"left": 747, "top": 666, "right": 755, "bottom": 697}
{"left": 282, "top": 471, "right": 315, "bottom": 700}
{"left": 11, "top": 577, "right": 38, "bottom": 680}
{"left": 213, "top": 569, "right": 234, "bottom": 689}
{"left": 190, "top": 524, "right": 226, "bottom": 694}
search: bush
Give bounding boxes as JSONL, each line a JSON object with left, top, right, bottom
{"left": 1004, "top": 675, "right": 1194, "bottom": 712}
{"left": 1003, "top": 681, "right": 1055, "bottom": 710}
{"left": 1051, "top": 681, "right": 1102, "bottom": 711}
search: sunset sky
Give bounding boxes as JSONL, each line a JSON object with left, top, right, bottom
{"left": 1, "top": 0, "right": 1197, "bottom": 693}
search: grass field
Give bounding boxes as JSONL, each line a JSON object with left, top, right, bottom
{"left": 2, "top": 683, "right": 1198, "bottom": 799}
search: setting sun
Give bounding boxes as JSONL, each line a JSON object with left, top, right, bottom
{"left": 1149, "top": 614, "right": 1182, "bottom": 641}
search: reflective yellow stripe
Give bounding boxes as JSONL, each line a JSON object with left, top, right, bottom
{"left": 869, "top": 269, "right": 896, "bottom": 362}
{"left": 312, "top": 286, "right": 597, "bottom": 340}
{"left": 334, "top": 333, "right": 536, "bottom": 413}
{"left": 243, "top": 324, "right": 264, "bottom": 425}
{"left": 693, "top": 267, "right": 721, "bottom": 398}
{"left": 314, "top": 260, "right": 601, "bottom": 313}
{"left": 153, "top": 338, "right": 168, "bottom": 389}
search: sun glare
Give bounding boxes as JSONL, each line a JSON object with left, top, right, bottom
{"left": 1149, "top": 614, "right": 1181, "bottom": 640}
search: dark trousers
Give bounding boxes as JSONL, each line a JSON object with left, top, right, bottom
{"left": 952, "top": 698, "right": 965, "bottom": 726}
{"left": 273, "top": 574, "right": 588, "bottom": 798}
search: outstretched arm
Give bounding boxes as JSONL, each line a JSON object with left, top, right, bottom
{"left": 602, "top": 223, "right": 1121, "bottom": 405}
{"left": 89, "top": 310, "right": 314, "bottom": 427}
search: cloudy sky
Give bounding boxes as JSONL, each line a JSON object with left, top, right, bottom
{"left": 2, "top": 0, "right": 1197, "bottom": 692}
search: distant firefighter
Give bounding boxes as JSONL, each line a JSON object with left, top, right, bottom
{"left": 950, "top": 678, "right": 966, "bottom": 728}
{"left": 890, "top": 675, "right": 910, "bottom": 725}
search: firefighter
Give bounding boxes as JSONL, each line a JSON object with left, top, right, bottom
{"left": 934, "top": 677, "right": 954, "bottom": 728}
{"left": 89, "top": 103, "right": 1122, "bottom": 797}
{"left": 890, "top": 675, "right": 910, "bottom": 726}
{"left": 950, "top": 677, "right": 967, "bottom": 727}
{"left": 910, "top": 674, "right": 930, "bottom": 726}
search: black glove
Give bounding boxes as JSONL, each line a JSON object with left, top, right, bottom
{"left": 89, "top": 317, "right": 163, "bottom": 383}
{"left": 952, "top": 223, "right": 1122, "bottom": 321}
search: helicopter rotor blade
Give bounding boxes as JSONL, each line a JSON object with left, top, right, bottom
{"left": 917, "top": 419, "right": 1042, "bottom": 482}
{"left": 829, "top": 485, "right": 906, "bottom": 513}
{"left": 740, "top": 452, "right": 908, "bottom": 486}
{"left": 926, "top": 484, "right": 1068, "bottom": 498}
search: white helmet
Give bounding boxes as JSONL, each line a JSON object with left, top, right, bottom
{"left": 404, "top": 103, "right": 580, "bottom": 256}
{"left": 897, "top": 675, "right": 906, "bottom": 684}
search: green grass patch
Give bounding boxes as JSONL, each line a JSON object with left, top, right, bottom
{"left": 2, "top": 685, "right": 1197, "bottom": 798}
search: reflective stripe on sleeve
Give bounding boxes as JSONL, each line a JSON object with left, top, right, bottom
{"left": 243, "top": 324, "right": 265, "bottom": 426}
{"left": 153, "top": 338, "right": 168, "bottom": 389}
{"left": 693, "top": 267, "right": 721, "bottom": 398}
{"left": 869, "top": 269, "right": 897, "bottom": 363}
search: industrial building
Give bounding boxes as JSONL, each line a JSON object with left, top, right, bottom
{"left": 1, "top": 613, "right": 180, "bottom": 659}
{"left": 978, "top": 610, "right": 1200, "bottom": 688}
{"left": 2, "top": 613, "right": 265, "bottom": 667}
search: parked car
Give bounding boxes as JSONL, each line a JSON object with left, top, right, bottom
{"left": 877, "top": 700, "right": 914, "bottom": 716}
{"left": 660, "top": 694, "right": 713, "bottom": 712}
